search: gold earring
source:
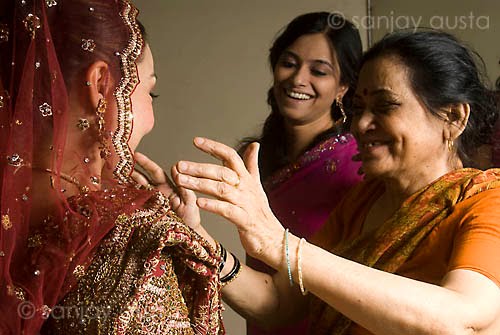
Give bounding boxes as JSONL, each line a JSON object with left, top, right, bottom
{"left": 335, "top": 98, "right": 347, "bottom": 124}
{"left": 96, "top": 98, "right": 111, "bottom": 159}
{"left": 447, "top": 138, "right": 454, "bottom": 152}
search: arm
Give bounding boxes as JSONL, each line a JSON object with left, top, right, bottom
{"left": 174, "top": 137, "right": 500, "bottom": 335}
{"left": 220, "top": 260, "right": 310, "bottom": 327}
{"left": 134, "top": 151, "right": 308, "bottom": 326}
{"left": 289, "top": 236, "right": 500, "bottom": 335}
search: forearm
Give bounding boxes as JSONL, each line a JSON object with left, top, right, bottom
{"left": 280, "top": 235, "right": 489, "bottom": 335}
{"left": 221, "top": 256, "right": 308, "bottom": 327}
{"left": 221, "top": 263, "right": 279, "bottom": 325}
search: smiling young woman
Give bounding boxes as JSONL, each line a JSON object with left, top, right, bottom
{"left": 238, "top": 12, "right": 363, "bottom": 335}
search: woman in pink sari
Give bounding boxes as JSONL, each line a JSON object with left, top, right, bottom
{"left": 492, "top": 91, "right": 500, "bottom": 166}
{"left": 239, "top": 12, "right": 363, "bottom": 335}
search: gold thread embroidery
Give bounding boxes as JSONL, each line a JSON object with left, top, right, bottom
{"left": 28, "top": 234, "right": 43, "bottom": 248}
{"left": 23, "top": 14, "right": 41, "bottom": 39}
{"left": 2, "top": 215, "right": 12, "bottom": 230}
{"left": 73, "top": 265, "right": 85, "bottom": 279}
{"left": 7, "top": 285, "right": 26, "bottom": 301}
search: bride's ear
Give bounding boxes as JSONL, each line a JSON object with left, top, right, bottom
{"left": 84, "top": 61, "right": 114, "bottom": 108}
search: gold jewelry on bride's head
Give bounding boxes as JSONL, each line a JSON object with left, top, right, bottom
{"left": 23, "top": 14, "right": 41, "bottom": 39}
{"left": 77, "top": 118, "right": 90, "bottom": 131}
{"left": 0, "top": 24, "right": 9, "bottom": 43}
{"left": 96, "top": 98, "right": 111, "bottom": 159}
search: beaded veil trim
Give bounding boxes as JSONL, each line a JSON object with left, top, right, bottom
{"left": 113, "top": 0, "right": 143, "bottom": 184}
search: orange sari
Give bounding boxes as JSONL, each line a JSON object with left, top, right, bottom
{"left": 311, "top": 168, "right": 500, "bottom": 334}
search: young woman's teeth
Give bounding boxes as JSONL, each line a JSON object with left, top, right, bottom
{"left": 287, "top": 91, "right": 312, "bottom": 100}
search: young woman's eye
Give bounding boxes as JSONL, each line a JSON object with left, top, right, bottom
{"left": 279, "top": 60, "right": 296, "bottom": 68}
{"left": 311, "top": 69, "right": 327, "bottom": 76}
{"left": 150, "top": 93, "right": 159, "bottom": 99}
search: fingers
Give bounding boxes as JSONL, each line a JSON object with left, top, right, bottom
{"left": 175, "top": 173, "right": 239, "bottom": 203}
{"left": 176, "top": 161, "right": 240, "bottom": 186}
{"left": 196, "top": 197, "right": 246, "bottom": 230}
{"left": 192, "top": 137, "right": 247, "bottom": 177}
{"left": 169, "top": 194, "right": 181, "bottom": 209}
{"left": 242, "top": 142, "right": 260, "bottom": 182}
{"left": 172, "top": 166, "right": 198, "bottom": 204}
{"left": 178, "top": 185, "right": 197, "bottom": 204}
{"left": 131, "top": 170, "right": 151, "bottom": 187}
{"left": 136, "top": 152, "right": 166, "bottom": 183}
{"left": 134, "top": 152, "right": 169, "bottom": 184}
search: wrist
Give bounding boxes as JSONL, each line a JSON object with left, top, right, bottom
{"left": 218, "top": 244, "right": 242, "bottom": 286}
{"left": 262, "top": 225, "right": 298, "bottom": 271}
{"left": 218, "top": 243, "right": 235, "bottom": 278}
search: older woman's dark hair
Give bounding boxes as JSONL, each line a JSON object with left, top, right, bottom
{"left": 240, "top": 12, "right": 362, "bottom": 180}
{"left": 362, "top": 30, "right": 499, "bottom": 167}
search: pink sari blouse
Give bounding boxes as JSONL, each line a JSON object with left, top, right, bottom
{"left": 247, "top": 133, "right": 362, "bottom": 335}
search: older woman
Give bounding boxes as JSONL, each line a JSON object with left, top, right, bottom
{"left": 173, "top": 30, "right": 500, "bottom": 334}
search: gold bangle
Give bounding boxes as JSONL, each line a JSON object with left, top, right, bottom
{"left": 297, "top": 238, "right": 308, "bottom": 296}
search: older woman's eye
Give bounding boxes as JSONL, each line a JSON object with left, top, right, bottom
{"left": 150, "top": 93, "right": 159, "bottom": 99}
{"left": 374, "top": 101, "right": 400, "bottom": 114}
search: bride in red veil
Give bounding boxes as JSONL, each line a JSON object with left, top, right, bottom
{"left": 0, "top": 0, "right": 224, "bottom": 334}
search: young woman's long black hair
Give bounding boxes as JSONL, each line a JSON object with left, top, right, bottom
{"left": 239, "top": 12, "right": 362, "bottom": 180}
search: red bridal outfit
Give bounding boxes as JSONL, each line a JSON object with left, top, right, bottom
{"left": 0, "top": 1, "right": 224, "bottom": 334}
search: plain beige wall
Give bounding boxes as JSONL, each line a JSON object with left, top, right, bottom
{"left": 133, "top": 1, "right": 367, "bottom": 333}
{"left": 370, "top": 0, "right": 500, "bottom": 87}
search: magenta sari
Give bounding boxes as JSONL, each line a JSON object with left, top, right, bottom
{"left": 247, "top": 133, "right": 362, "bottom": 335}
{"left": 492, "top": 118, "right": 500, "bottom": 167}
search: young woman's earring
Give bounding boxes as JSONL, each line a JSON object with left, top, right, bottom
{"left": 85, "top": 81, "right": 91, "bottom": 86}
{"left": 335, "top": 98, "right": 347, "bottom": 124}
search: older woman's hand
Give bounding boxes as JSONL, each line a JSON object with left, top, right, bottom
{"left": 174, "top": 137, "right": 285, "bottom": 268}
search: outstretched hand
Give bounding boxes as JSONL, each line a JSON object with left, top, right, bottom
{"left": 132, "top": 152, "right": 201, "bottom": 230}
{"left": 174, "top": 137, "right": 285, "bottom": 268}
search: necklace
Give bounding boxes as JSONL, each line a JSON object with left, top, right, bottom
{"left": 34, "top": 167, "right": 90, "bottom": 194}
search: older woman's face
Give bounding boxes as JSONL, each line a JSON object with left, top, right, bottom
{"left": 351, "top": 56, "right": 446, "bottom": 180}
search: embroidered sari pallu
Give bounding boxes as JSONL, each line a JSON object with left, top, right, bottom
{"left": 311, "top": 168, "right": 500, "bottom": 334}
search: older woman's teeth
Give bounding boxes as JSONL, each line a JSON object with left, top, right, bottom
{"left": 287, "top": 91, "right": 312, "bottom": 100}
